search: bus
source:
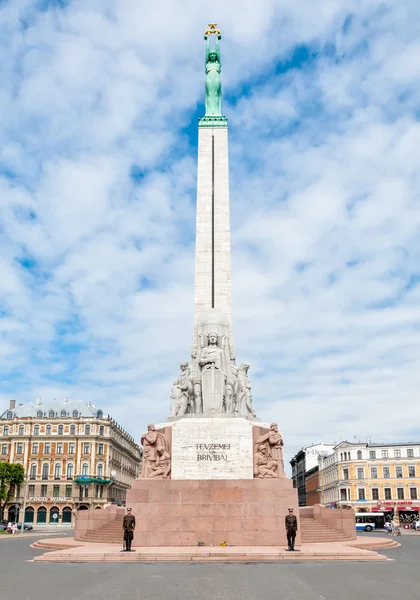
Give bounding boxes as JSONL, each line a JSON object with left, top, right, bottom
{"left": 355, "top": 512, "right": 385, "bottom": 530}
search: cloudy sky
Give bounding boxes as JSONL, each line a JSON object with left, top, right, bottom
{"left": 1, "top": 0, "right": 419, "bottom": 464}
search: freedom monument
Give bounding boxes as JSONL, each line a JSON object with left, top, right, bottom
{"left": 124, "top": 25, "right": 300, "bottom": 546}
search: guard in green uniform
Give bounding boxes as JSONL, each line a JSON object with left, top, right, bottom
{"left": 122, "top": 508, "right": 136, "bottom": 552}
{"left": 285, "top": 507, "right": 298, "bottom": 551}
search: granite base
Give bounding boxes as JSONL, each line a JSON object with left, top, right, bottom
{"left": 126, "top": 478, "right": 300, "bottom": 547}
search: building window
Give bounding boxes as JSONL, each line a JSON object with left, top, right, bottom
{"left": 97, "top": 410, "right": 103, "bottom": 419}
{"left": 61, "top": 410, "right": 67, "bottom": 418}
{"left": 67, "top": 463, "right": 74, "bottom": 479}
{"left": 407, "top": 449, "right": 414, "bottom": 458}
{"left": 409, "top": 466, "right": 416, "bottom": 478}
{"left": 32, "top": 443, "right": 38, "bottom": 454}
{"left": 30, "top": 464, "right": 37, "bottom": 479}
{"left": 369, "top": 451, "right": 376, "bottom": 459}
{"left": 82, "top": 463, "right": 89, "bottom": 476}
{"left": 34, "top": 425, "right": 40, "bottom": 435}
{"left": 56, "top": 443, "right": 63, "bottom": 454}
{"left": 396, "top": 466, "right": 403, "bottom": 478}
{"left": 40, "top": 485, "right": 47, "bottom": 497}
{"left": 1, "top": 444, "right": 7, "bottom": 455}
{"left": 65, "top": 485, "right": 72, "bottom": 497}
{"left": 69, "top": 443, "right": 75, "bottom": 454}
{"left": 357, "top": 468, "right": 364, "bottom": 479}
{"left": 372, "top": 488, "right": 379, "bottom": 500}
{"left": 70, "top": 425, "right": 76, "bottom": 435}
{"left": 98, "top": 443, "right": 104, "bottom": 456}
{"left": 6, "top": 411, "right": 13, "bottom": 419}
{"left": 85, "top": 425, "right": 91, "bottom": 435}
{"left": 28, "top": 485, "right": 35, "bottom": 496}
{"left": 99, "top": 425, "right": 104, "bottom": 436}
{"left": 384, "top": 487, "right": 392, "bottom": 500}
{"left": 410, "top": 488, "right": 418, "bottom": 500}
{"left": 18, "top": 425, "right": 24, "bottom": 435}
{"left": 357, "top": 450, "right": 362, "bottom": 460}
{"left": 394, "top": 449, "right": 401, "bottom": 458}
{"left": 340, "top": 488, "right": 348, "bottom": 501}
{"left": 46, "top": 425, "right": 52, "bottom": 435}
{"left": 370, "top": 467, "right": 378, "bottom": 479}
{"left": 37, "top": 410, "right": 43, "bottom": 418}
{"left": 42, "top": 463, "right": 49, "bottom": 480}
{"left": 358, "top": 489, "right": 366, "bottom": 500}
{"left": 53, "top": 485, "right": 60, "bottom": 497}
{"left": 97, "top": 464, "right": 103, "bottom": 478}
{"left": 3, "top": 426, "right": 9, "bottom": 436}
{"left": 49, "top": 410, "right": 55, "bottom": 418}
{"left": 383, "top": 466, "right": 390, "bottom": 478}
{"left": 58, "top": 425, "right": 64, "bottom": 435}
{"left": 382, "top": 450, "right": 388, "bottom": 459}
{"left": 72, "top": 410, "right": 78, "bottom": 418}
{"left": 83, "top": 443, "right": 90, "bottom": 454}
{"left": 44, "top": 443, "right": 51, "bottom": 454}
{"left": 54, "top": 464, "right": 61, "bottom": 480}
{"left": 16, "top": 443, "right": 23, "bottom": 454}
{"left": 342, "top": 468, "right": 349, "bottom": 480}
{"left": 397, "top": 488, "right": 404, "bottom": 500}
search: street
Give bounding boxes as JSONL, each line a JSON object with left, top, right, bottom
{"left": 0, "top": 532, "right": 419, "bottom": 600}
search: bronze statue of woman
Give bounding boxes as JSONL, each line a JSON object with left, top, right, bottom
{"left": 204, "top": 32, "right": 222, "bottom": 116}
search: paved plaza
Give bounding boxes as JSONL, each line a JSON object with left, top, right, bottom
{"left": 1, "top": 532, "right": 420, "bottom": 600}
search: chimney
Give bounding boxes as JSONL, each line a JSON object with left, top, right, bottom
{"left": 63, "top": 397, "right": 68, "bottom": 403}
{"left": 9, "top": 400, "right": 16, "bottom": 409}
{"left": 35, "top": 397, "right": 41, "bottom": 406}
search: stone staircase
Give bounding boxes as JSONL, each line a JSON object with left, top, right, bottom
{"left": 79, "top": 521, "right": 122, "bottom": 544}
{"left": 300, "top": 517, "right": 353, "bottom": 544}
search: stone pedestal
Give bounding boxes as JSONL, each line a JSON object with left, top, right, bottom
{"left": 126, "top": 478, "right": 300, "bottom": 547}
{"left": 168, "top": 416, "right": 255, "bottom": 480}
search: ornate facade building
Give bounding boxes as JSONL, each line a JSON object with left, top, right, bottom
{"left": 320, "top": 441, "right": 420, "bottom": 523}
{"left": 0, "top": 398, "right": 141, "bottom": 525}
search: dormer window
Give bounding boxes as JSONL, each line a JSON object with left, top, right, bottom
{"left": 49, "top": 410, "right": 55, "bottom": 418}
{"left": 61, "top": 410, "right": 67, "bottom": 418}
{"left": 37, "top": 410, "right": 43, "bottom": 418}
{"left": 72, "top": 410, "right": 79, "bottom": 418}
{"left": 96, "top": 410, "right": 103, "bottom": 419}
{"left": 6, "top": 411, "right": 13, "bottom": 419}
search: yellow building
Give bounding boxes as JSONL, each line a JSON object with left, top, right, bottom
{"left": 0, "top": 398, "right": 141, "bottom": 526}
{"left": 320, "top": 441, "right": 420, "bottom": 523}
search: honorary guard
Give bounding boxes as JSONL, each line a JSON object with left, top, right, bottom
{"left": 122, "top": 507, "right": 136, "bottom": 552}
{"left": 285, "top": 507, "right": 298, "bottom": 551}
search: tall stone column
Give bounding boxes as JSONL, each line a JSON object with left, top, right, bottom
{"left": 194, "top": 124, "right": 232, "bottom": 345}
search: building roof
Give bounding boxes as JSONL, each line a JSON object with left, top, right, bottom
{"left": 0, "top": 398, "right": 107, "bottom": 420}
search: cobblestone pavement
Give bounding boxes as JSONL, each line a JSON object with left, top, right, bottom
{"left": 0, "top": 532, "right": 419, "bottom": 600}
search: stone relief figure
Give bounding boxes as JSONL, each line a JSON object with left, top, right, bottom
{"left": 254, "top": 444, "right": 278, "bottom": 478}
{"left": 148, "top": 446, "right": 171, "bottom": 479}
{"left": 204, "top": 28, "right": 222, "bottom": 116}
{"left": 199, "top": 332, "right": 227, "bottom": 413}
{"left": 253, "top": 423, "right": 285, "bottom": 479}
{"left": 170, "top": 362, "right": 191, "bottom": 417}
{"left": 190, "top": 347, "right": 203, "bottom": 414}
{"left": 237, "top": 363, "right": 256, "bottom": 417}
{"left": 140, "top": 424, "right": 171, "bottom": 479}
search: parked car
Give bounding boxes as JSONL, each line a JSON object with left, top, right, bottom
{"left": 16, "top": 523, "right": 33, "bottom": 531}
{"left": 356, "top": 522, "right": 376, "bottom": 532}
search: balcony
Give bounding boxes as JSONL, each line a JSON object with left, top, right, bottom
{"left": 74, "top": 475, "right": 111, "bottom": 485}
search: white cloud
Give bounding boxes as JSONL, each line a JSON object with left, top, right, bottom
{"left": 0, "top": 0, "right": 419, "bottom": 468}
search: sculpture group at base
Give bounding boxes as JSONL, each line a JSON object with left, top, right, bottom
{"left": 253, "top": 423, "right": 285, "bottom": 479}
{"left": 170, "top": 309, "right": 257, "bottom": 419}
{"left": 140, "top": 425, "right": 171, "bottom": 480}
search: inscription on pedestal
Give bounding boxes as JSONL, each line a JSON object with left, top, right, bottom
{"left": 171, "top": 417, "right": 254, "bottom": 479}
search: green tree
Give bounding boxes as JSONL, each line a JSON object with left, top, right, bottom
{"left": 0, "top": 462, "right": 24, "bottom": 520}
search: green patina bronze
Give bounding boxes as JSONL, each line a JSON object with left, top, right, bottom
{"left": 199, "top": 25, "right": 227, "bottom": 128}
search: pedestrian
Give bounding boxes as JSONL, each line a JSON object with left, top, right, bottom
{"left": 122, "top": 507, "right": 136, "bottom": 552}
{"left": 285, "top": 507, "right": 298, "bottom": 551}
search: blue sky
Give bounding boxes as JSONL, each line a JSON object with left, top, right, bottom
{"left": 1, "top": 0, "right": 420, "bottom": 463}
